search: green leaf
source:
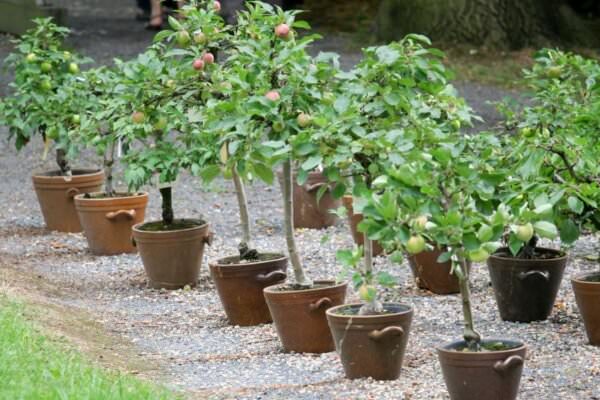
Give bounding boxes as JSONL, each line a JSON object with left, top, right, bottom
{"left": 558, "top": 219, "right": 579, "bottom": 244}
{"left": 437, "top": 252, "right": 451, "bottom": 263}
{"left": 301, "top": 155, "right": 322, "bottom": 171}
{"left": 567, "top": 196, "right": 584, "bottom": 214}
{"left": 253, "top": 163, "right": 274, "bottom": 184}
{"left": 336, "top": 249, "right": 355, "bottom": 266}
{"left": 534, "top": 221, "right": 558, "bottom": 239}
{"left": 199, "top": 165, "right": 221, "bottom": 183}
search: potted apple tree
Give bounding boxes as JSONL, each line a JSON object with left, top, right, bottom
{"left": 0, "top": 18, "right": 104, "bottom": 232}
{"left": 210, "top": 2, "right": 347, "bottom": 352}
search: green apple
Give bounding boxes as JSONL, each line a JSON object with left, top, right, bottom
{"left": 40, "top": 62, "right": 52, "bottom": 73}
{"left": 176, "top": 30, "right": 191, "bottom": 47}
{"left": 406, "top": 235, "right": 426, "bottom": 255}
{"left": 515, "top": 223, "right": 534, "bottom": 242}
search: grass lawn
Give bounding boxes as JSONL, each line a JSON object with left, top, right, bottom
{"left": 0, "top": 298, "right": 176, "bottom": 400}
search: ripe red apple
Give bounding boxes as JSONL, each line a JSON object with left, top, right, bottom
{"left": 275, "top": 23, "right": 290, "bottom": 39}
{"left": 193, "top": 58, "right": 205, "bottom": 70}
{"left": 265, "top": 90, "right": 280, "bottom": 101}
{"left": 202, "top": 52, "right": 215, "bottom": 64}
{"left": 213, "top": 1, "right": 221, "bottom": 12}
{"left": 132, "top": 111, "right": 145, "bottom": 124}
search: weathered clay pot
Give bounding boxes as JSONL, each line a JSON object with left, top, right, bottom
{"left": 278, "top": 170, "right": 341, "bottom": 229}
{"left": 572, "top": 272, "right": 600, "bottom": 345}
{"left": 326, "top": 303, "right": 413, "bottom": 380}
{"left": 132, "top": 220, "right": 212, "bottom": 289}
{"left": 408, "top": 248, "right": 463, "bottom": 294}
{"left": 263, "top": 280, "right": 347, "bottom": 353}
{"left": 438, "top": 339, "right": 527, "bottom": 400}
{"left": 487, "top": 247, "right": 567, "bottom": 322}
{"left": 32, "top": 169, "right": 104, "bottom": 232}
{"left": 341, "top": 195, "right": 384, "bottom": 256}
{"left": 74, "top": 192, "right": 148, "bottom": 255}
{"left": 210, "top": 254, "right": 288, "bottom": 326}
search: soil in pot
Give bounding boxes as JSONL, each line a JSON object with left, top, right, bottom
{"left": 75, "top": 192, "right": 148, "bottom": 255}
{"left": 572, "top": 272, "right": 600, "bottom": 345}
{"left": 277, "top": 170, "right": 341, "bottom": 229}
{"left": 326, "top": 303, "right": 413, "bottom": 380}
{"left": 132, "top": 219, "right": 211, "bottom": 290}
{"left": 32, "top": 169, "right": 105, "bottom": 233}
{"left": 263, "top": 280, "right": 347, "bottom": 353}
{"left": 341, "top": 195, "right": 383, "bottom": 256}
{"left": 487, "top": 247, "right": 567, "bottom": 322}
{"left": 210, "top": 253, "right": 288, "bottom": 326}
{"left": 437, "top": 339, "right": 526, "bottom": 400}
{"left": 407, "top": 247, "right": 464, "bottom": 294}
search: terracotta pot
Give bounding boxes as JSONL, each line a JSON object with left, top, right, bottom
{"left": 326, "top": 303, "right": 413, "bottom": 380}
{"left": 487, "top": 247, "right": 567, "bottom": 322}
{"left": 210, "top": 254, "right": 288, "bottom": 326}
{"left": 278, "top": 170, "right": 341, "bottom": 229}
{"left": 341, "top": 195, "right": 384, "bottom": 256}
{"left": 438, "top": 339, "right": 527, "bottom": 400}
{"left": 263, "top": 280, "right": 347, "bottom": 353}
{"left": 132, "top": 220, "right": 212, "bottom": 289}
{"left": 408, "top": 248, "right": 465, "bottom": 294}
{"left": 571, "top": 272, "right": 600, "bottom": 345}
{"left": 74, "top": 192, "right": 148, "bottom": 255}
{"left": 32, "top": 169, "right": 104, "bottom": 232}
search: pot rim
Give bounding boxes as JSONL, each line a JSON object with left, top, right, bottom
{"left": 210, "top": 253, "right": 287, "bottom": 268}
{"left": 263, "top": 279, "right": 347, "bottom": 294}
{"left": 489, "top": 247, "right": 567, "bottom": 262}
{"left": 132, "top": 219, "right": 208, "bottom": 234}
{"left": 32, "top": 168, "right": 103, "bottom": 179}
{"left": 571, "top": 271, "right": 600, "bottom": 285}
{"left": 326, "top": 302, "right": 413, "bottom": 318}
{"left": 436, "top": 338, "right": 526, "bottom": 356}
{"left": 74, "top": 191, "right": 149, "bottom": 202}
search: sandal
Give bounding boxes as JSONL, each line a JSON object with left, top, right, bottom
{"left": 145, "top": 14, "right": 163, "bottom": 31}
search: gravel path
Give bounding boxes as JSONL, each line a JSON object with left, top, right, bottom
{"left": 1, "top": 1, "right": 599, "bottom": 399}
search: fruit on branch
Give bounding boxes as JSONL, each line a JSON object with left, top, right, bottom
{"left": 515, "top": 223, "right": 534, "bottom": 242}
{"left": 202, "top": 52, "right": 215, "bottom": 64}
{"left": 193, "top": 58, "right": 205, "bottom": 70}
{"left": 68, "top": 63, "right": 79, "bottom": 74}
{"left": 406, "top": 235, "right": 426, "bottom": 254}
{"left": 71, "top": 115, "right": 81, "bottom": 125}
{"left": 193, "top": 30, "right": 207, "bottom": 45}
{"left": 132, "top": 111, "right": 145, "bottom": 124}
{"left": 26, "top": 53, "right": 37, "bottom": 63}
{"left": 176, "top": 30, "right": 191, "bottom": 47}
{"left": 213, "top": 1, "right": 221, "bottom": 12}
{"left": 265, "top": 90, "right": 280, "bottom": 101}
{"left": 41, "top": 62, "right": 52, "bottom": 73}
{"left": 40, "top": 80, "right": 52, "bottom": 91}
{"left": 468, "top": 248, "right": 490, "bottom": 262}
{"left": 296, "top": 112, "right": 312, "bottom": 128}
{"left": 275, "top": 23, "right": 290, "bottom": 39}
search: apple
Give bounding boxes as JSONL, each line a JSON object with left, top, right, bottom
{"left": 322, "top": 92, "right": 335, "bottom": 105}
{"left": 547, "top": 66, "right": 562, "bottom": 79}
{"left": 358, "top": 284, "right": 375, "bottom": 301}
{"left": 71, "top": 115, "right": 81, "bottom": 125}
{"left": 68, "top": 63, "right": 79, "bottom": 74}
{"left": 451, "top": 120, "right": 461, "bottom": 130}
{"left": 193, "top": 59, "right": 205, "bottom": 70}
{"left": 176, "top": 30, "right": 191, "bottom": 47}
{"left": 515, "top": 223, "right": 534, "bottom": 242}
{"left": 274, "top": 23, "right": 290, "bottom": 39}
{"left": 40, "top": 62, "right": 52, "bottom": 73}
{"left": 468, "top": 248, "right": 490, "bottom": 262}
{"left": 265, "top": 90, "right": 280, "bottom": 101}
{"left": 63, "top": 51, "right": 71, "bottom": 60}
{"left": 154, "top": 116, "right": 168, "bottom": 131}
{"left": 413, "top": 215, "right": 428, "bottom": 229}
{"left": 26, "top": 53, "right": 37, "bottom": 63}
{"left": 202, "top": 52, "right": 215, "bottom": 64}
{"left": 165, "top": 79, "right": 175, "bottom": 88}
{"left": 297, "top": 112, "right": 312, "bottom": 128}
{"left": 213, "top": 0, "right": 221, "bottom": 12}
{"left": 520, "top": 127, "right": 533, "bottom": 137}
{"left": 272, "top": 121, "right": 285, "bottom": 132}
{"left": 40, "top": 80, "right": 52, "bottom": 91}
{"left": 193, "top": 30, "right": 207, "bottom": 45}
{"left": 406, "top": 235, "right": 426, "bottom": 255}
{"left": 46, "top": 127, "right": 59, "bottom": 140}
{"left": 132, "top": 111, "right": 145, "bottom": 124}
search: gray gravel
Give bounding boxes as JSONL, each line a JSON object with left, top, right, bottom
{"left": 2, "top": 1, "right": 600, "bottom": 399}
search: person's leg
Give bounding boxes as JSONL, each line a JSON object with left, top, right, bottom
{"left": 146, "top": 0, "right": 163, "bottom": 29}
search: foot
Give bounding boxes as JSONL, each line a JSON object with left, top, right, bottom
{"left": 145, "top": 14, "right": 163, "bottom": 30}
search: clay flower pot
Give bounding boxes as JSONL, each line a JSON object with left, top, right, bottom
{"left": 438, "top": 339, "right": 527, "bottom": 400}
{"left": 263, "top": 280, "right": 347, "bottom": 353}
{"left": 571, "top": 272, "right": 600, "bottom": 345}
{"left": 74, "top": 192, "right": 148, "bottom": 255}
{"left": 408, "top": 248, "right": 465, "bottom": 294}
{"left": 132, "top": 219, "right": 212, "bottom": 289}
{"left": 210, "top": 254, "right": 288, "bottom": 326}
{"left": 341, "top": 195, "right": 384, "bottom": 256}
{"left": 32, "top": 169, "right": 104, "bottom": 232}
{"left": 278, "top": 170, "right": 341, "bottom": 229}
{"left": 487, "top": 247, "right": 567, "bottom": 322}
{"left": 326, "top": 303, "right": 413, "bottom": 380}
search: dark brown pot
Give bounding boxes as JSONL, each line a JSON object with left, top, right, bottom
{"left": 263, "top": 280, "right": 347, "bottom": 353}
{"left": 326, "top": 303, "right": 413, "bottom": 380}
{"left": 572, "top": 272, "right": 600, "bottom": 345}
{"left": 132, "top": 220, "right": 212, "bottom": 289}
{"left": 408, "top": 248, "right": 463, "bottom": 294}
{"left": 32, "top": 169, "right": 105, "bottom": 233}
{"left": 210, "top": 254, "right": 288, "bottom": 326}
{"left": 341, "top": 195, "right": 384, "bottom": 256}
{"left": 487, "top": 247, "right": 567, "bottom": 322}
{"left": 74, "top": 192, "right": 148, "bottom": 255}
{"left": 438, "top": 339, "right": 527, "bottom": 400}
{"left": 278, "top": 170, "right": 341, "bottom": 229}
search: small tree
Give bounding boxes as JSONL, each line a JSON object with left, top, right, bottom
{"left": 0, "top": 18, "right": 91, "bottom": 176}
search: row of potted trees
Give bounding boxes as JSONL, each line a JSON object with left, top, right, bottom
{"left": 1, "top": 2, "right": 599, "bottom": 398}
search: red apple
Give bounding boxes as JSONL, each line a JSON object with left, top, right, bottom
{"left": 213, "top": 1, "right": 221, "bottom": 12}
{"left": 132, "top": 111, "right": 145, "bottom": 124}
{"left": 193, "top": 59, "right": 205, "bottom": 70}
{"left": 202, "top": 52, "right": 215, "bottom": 64}
{"left": 265, "top": 90, "right": 280, "bottom": 101}
{"left": 275, "top": 23, "right": 290, "bottom": 39}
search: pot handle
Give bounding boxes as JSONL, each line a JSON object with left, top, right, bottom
{"left": 203, "top": 231, "right": 214, "bottom": 246}
{"left": 65, "top": 187, "right": 80, "bottom": 198}
{"left": 106, "top": 209, "right": 136, "bottom": 221}
{"left": 304, "top": 182, "right": 328, "bottom": 193}
{"left": 368, "top": 326, "right": 404, "bottom": 341}
{"left": 518, "top": 270, "right": 550, "bottom": 281}
{"left": 309, "top": 297, "right": 332, "bottom": 311}
{"left": 131, "top": 237, "right": 136, "bottom": 247}
{"left": 493, "top": 355, "right": 524, "bottom": 374}
{"left": 256, "top": 270, "right": 287, "bottom": 283}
